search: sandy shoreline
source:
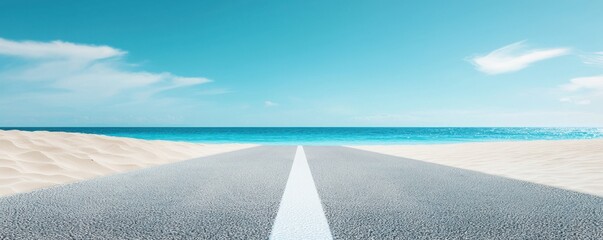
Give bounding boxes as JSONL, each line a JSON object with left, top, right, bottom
{"left": 351, "top": 140, "right": 603, "bottom": 197}
{"left": 1, "top": 130, "right": 601, "bottom": 198}
{"left": 0, "top": 130, "right": 256, "bottom": 197}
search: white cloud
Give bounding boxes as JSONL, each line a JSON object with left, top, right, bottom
{"left": 0, "top": 37, "right": 209, "bottom": 99}
{"left": 560, "top": 75, "right": 603, "bottom": 92}
{"left": 559, "top": 97, "right": 591, "bottom": 105}
{"left": 264, "top": 100, "right": 278, "bottom": 107}
{"left": 580, "top": 51, "right": 603, "bottom": 66}
{"left": 559, "top": 75, "right": 603, "bottom": 105}
{"left": 0, "top": 37, "right": 124, "bottom": 60}
{"left": 469, "top": 41, "right": 570, "bottom": 74}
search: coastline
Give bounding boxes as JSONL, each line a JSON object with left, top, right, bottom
{"left": 351, "top": 139, "right": 603, "bottom": 197}
{"left": 0, "top": 130, "right": 257, "bottom": 197}
{"left": 2, "top": 127, "right": 601, "bottom": 145}
{"left": 1, "top": 130, "right": 601, "bottom": 197}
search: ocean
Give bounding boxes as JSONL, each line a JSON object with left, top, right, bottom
{"left": 2, "top": 127, "right": 602, "bottom": 145}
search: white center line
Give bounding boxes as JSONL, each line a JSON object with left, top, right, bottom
{"left": 270, "top": 146, "right": 333, "bottom": 240}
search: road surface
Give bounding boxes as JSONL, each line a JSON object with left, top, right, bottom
{"left": 1, "top": 146, "right": 602, "bottom": 239}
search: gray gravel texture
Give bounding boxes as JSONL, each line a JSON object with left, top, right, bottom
{"left": 0, "top": 146, "right": 295, "bottom": 240}
{"left": 304, "top": 146, "right": 603, "bottom": 240}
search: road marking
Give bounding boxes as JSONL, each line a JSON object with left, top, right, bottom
{"left": 270, "top": 146, "right": 333, "bottom": 240}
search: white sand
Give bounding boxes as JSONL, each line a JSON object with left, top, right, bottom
{"left": 350, "top": 140, "right": 603, "bottom": 197}
{"left": 0, "top": 130, "right": 256, "bottom": 197}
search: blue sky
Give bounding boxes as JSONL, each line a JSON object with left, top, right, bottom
{"left": 1, "top": 0, "right": 602, "bottom": 127}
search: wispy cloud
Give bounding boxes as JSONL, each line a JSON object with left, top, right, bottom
{"left": 560, "top": 75, "right": 603, "bottom": 92}
{"left": 0, "top": 37, "right": 209, "bottom": 100}
{"left": 580, "top": 51, "right": 603, "bottom": 67}
{"left": 0, "top": 38, "right": 124, "bottom": 60}
{"left": 264, "top": 100, "right": 278, "bottom": 107}
{"left": 559, "top": 75, "right": 603, "bottom": 105}
{"left": 559, "top": 97, "right": 591, "bottom": 105}
{"left": 469, "top": 41, "right": 570, "bottom": 74}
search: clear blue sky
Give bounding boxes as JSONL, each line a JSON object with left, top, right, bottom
{"left": 0, "top": 0, "right": 602, "bottom": 127}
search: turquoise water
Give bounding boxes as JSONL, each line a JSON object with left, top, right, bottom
{"left": 2, "top": 127, "right": 602, "bottom": 145}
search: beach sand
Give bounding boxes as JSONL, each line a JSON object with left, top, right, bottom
{"left": 0, "top": 130, "right": 256, "bottom": 197}
{"left": 351, "top": 140, "right": 603, "bottom": 197}
{"left": 2, "top": 130, "right": 601, "bottom": 199}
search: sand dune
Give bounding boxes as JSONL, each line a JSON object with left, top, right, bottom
{"left": 0, "top": 130, "right": 256, "bottom": 197}
{"left": 351, "top": 140, "right": 603, "bottom": 197}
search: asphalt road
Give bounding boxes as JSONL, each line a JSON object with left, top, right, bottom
{"left": 1, "top": 146, "right": 602, "bottom": 239}
{"left": 0, "top": 146, "right": 296, "bottom": 239}
{"left": 304, "top": 146, "right": 603, "bottom": 239}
